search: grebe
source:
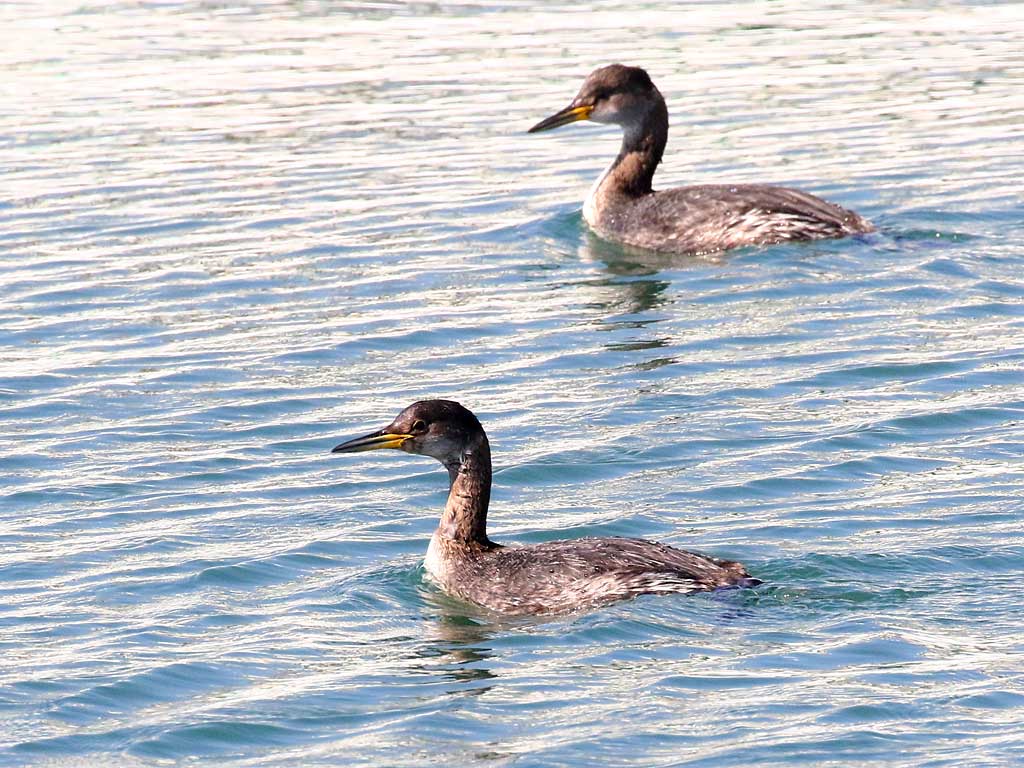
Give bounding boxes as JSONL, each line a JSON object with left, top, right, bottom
{"left": 528, "top": 64, "right": 873, "bottom": 255}
{"left": 332, "top": 399, "right": 758, "bottom": 615}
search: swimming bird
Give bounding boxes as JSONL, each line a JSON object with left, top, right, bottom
{"left": 528, "top": 64, "right": 872, "bottom": 255}
{"left": 332, "top": 399, "right": 758, "bottom": 615}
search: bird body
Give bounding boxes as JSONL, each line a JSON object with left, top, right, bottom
{"left": 586, "top": 182, "right": 871, "bottom": 254}
{"left": 530, "top": 64, "right": 872, "bottom": 255}
{"left": 425, "top": 533, "right": 753, "bottom": 615}
{"left": 333, "top": 399, "right": 757, "bottom": 616}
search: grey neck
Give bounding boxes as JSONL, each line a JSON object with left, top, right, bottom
{"left": 439, "top": 432, "right": 493, "bottom": 546}
{"left": 600, "top": 97, "right": 668, "bottom": 198}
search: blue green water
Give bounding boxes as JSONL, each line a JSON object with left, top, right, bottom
{"left": 2, "top": 1, "right": 1024, "bottom": 765}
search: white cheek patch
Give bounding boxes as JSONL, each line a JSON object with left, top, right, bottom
{"left": 589, "top": 102, "right": 616, "bottom": 124}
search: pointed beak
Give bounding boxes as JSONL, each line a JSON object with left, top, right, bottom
{"left": 528, "top": 103, "right": 593, "bottom": 133}
{"left": 331, "top": 428, "right": 414, "bottom": 454}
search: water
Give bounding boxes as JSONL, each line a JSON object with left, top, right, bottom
{"left": 2, "top": 1, "right": 1024, "bottom": 765}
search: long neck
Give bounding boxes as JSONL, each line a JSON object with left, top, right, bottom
{"left": 438, "top": 432, "right": 492, "bottom": 546}
{"left": 600, "top": 97, "right": 668, "bottom": 198}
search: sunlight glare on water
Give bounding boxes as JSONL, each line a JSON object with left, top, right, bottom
{"left": 1, "top": 1, "right": 1023, "bottom": 766}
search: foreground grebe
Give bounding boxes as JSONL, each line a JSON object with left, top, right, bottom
{"left": 333, "top": 399, "right": 758, "bottom": 615}
{"left": 529, "top": 64, "right": 872, "bottom": 255}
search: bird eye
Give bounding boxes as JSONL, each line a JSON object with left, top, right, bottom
{"left": 412, "top": 419, "right": 426, "bottom": 433}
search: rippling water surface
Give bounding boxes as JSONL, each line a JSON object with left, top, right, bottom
{"left": 2, "top": 1, "right": 1024, "bottom": 765}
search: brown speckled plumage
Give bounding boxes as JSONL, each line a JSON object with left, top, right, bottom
{"left": 529, "top": 64, "right": 873, "bottom": 255}
{"left": 334, "top": 400, "right": 758, "bottom": 616}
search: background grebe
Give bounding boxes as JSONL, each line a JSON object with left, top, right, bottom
{"left": 529, "top": 64, "right": 873, "bottom": 255}
{"left": 333, "top": 399, "right": 758, "bottom": 615}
